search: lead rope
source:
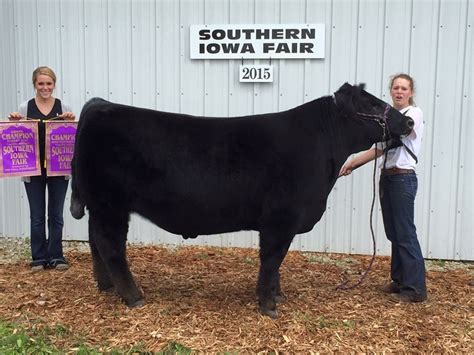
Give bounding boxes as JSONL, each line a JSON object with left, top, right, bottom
{"left": 336, "top": 147, "right": 378, "bottom": 290}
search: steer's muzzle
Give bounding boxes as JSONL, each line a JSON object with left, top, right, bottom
{"left": 402, "top": 117, "right": 415, "bottom": 135}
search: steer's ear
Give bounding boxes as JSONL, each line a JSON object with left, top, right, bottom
{"left": 334, "top": 83, "right": 356, "bottom": 116}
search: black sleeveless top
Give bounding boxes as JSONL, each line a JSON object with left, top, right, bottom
{"left": 27, "top": 98, "right": 63, "bottom": 175}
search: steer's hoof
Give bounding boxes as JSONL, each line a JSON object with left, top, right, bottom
{"left": 99, "top": 286, "right": 116, "bottom": 294}
{"left": 274, "top": 293, "right": 287, "bottom": 303}
{"left": 127, "top": 299, "right": 145, "bottom": 308}
{"left": 260, "top": 306, "right": 278, "bottom": 319}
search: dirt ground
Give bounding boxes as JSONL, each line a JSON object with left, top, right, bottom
{"left": 0, "top": 237, "right": 472, "bottom": 353}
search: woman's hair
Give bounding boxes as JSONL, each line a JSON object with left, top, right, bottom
{"left": 389, "top": 73, "right": 415, "bottom": 106}
{"left": 32, "top": 66, "right": 57, "bottom": 86}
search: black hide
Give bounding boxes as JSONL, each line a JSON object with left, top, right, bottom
{"left": 70, "top": 83, "right": 413, "bottom": 318}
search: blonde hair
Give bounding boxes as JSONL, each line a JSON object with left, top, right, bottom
{"left": 32, "top": 66, "right": 57, "bottom": 86}
{"left": 389, "top": 73, "right": 415, "bottom": 106}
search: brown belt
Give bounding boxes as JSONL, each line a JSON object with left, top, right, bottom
{"left": 381, "top": 167, "right": 415, "bottom": 176}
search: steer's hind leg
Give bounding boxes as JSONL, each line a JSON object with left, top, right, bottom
{"left": 273, "top": 240, "right": 292, "bottom": 304}
{"left": 89, "top": 209, "right": 144, "bottom": 307}
{"left": 257, "top": 230, "right": 294, "bottom": 318}
{"left": 89, "top": 222, "right": 113, "bottom": 293}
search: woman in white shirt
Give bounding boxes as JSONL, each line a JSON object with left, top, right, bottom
{"left": 339, "top": 73, "right": 427, "bottom": 303}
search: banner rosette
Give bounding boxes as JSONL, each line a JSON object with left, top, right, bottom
{"left": 0, "top": 120, "right": 41, "bottom": 178}
{"left": 45, "top": 121, "right": 77, "bottom": 176}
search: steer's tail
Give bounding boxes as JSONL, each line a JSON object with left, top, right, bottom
{"left": 70, "top": 164, "right": 86, "bottom": 219}
{"left": 69, "top": 99, "right": 103, "bottom": 220}
{"left": 70, "top": 189, "right": 85, "bottom": 219}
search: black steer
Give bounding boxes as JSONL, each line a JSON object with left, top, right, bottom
{"left": 70, "top": 83, "right": 413, "bottom": 318}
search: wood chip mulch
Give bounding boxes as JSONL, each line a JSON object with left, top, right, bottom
{"left": 0, "top": 245, "right": 472, "bottom": 353}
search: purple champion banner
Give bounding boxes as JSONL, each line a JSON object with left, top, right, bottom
{"left": 45, "top": 121, "right": 77, "bottom": 176}
{"left": 0, "top": 121, "right": 41, "bottom": 177}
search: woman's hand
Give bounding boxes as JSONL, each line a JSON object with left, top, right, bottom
{"left": 339, "top": 160, "right": 354, "bottom": 177}
{"left": 8, "top": 112, "right": 23, "bottom": 121}
{"left": 338, "top": 148, "right": 382, "bottom": 177}
{"left": 61, "top": 112, "right": 76, "bottom": 120}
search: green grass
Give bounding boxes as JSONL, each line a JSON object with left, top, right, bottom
{"left": 431, "top": 259, "right": 446, "bottom": 267}
{"left": 243, "top": 256, "right": 258, "bottom": 265}
{"left": 293, "top": 312, "right": 357, "bottom": 332}
{"left": 0, "top": 319, "right": 193, "bottom": 354}
{"left": 159, "top": 342, "right": 192, "bottom": 354}
{"left": 0, "top": 319, "right": 59, "bottom": 354}
{"left": 0, "top": 319, "right": 108, "bottom": 354}
{"left": 302, "top": 253, "right": 357, "bottom": 267}
{"left": 195, "top": 252, "right": 210, "bottom": 260}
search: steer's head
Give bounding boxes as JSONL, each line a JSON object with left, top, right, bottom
{"left": 334, "top": 83, "right": 414, "bottom": 142}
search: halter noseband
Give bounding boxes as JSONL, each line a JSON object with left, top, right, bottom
{"left": 355, "top": 104, "right": 391, "bottom": 141}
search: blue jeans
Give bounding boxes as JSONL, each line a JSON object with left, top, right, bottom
{"left": 379, "top": 172, "right": 427, "bottom": 297}
{"left": 24, "top": 176, "right": 69, "bottom": 265}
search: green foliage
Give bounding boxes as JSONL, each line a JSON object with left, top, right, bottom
{"left": 73, "top": 344, "right": 102, "bottom": 355}
{"left": 0, "top": 319, "right": 195, "bottom": 354}
{"left": 0, "top": 319, "right": 58, "bottom": 354}
{"left": 53, "top": 324, "right": 70, "bottom": 337}
{"left": 160, "top": 341, "right": 192, "bottom": 354}
{"left": 123, "top": 342, "right": 153, "bottom": 354}
{"left": 432, "top": 259, "right": 446, "bottom": 267}
{"left": 302, "top": 253, "right": 356, "bottom": 267}
{"left": 293, "top": 312, "right": 357, "bottom": 332}
{"left": 0, "top": 319, "right": 155, "bottom": 354}
{"left": 195, "top": 252, "right": 209, "bottom": 260}
{"left": 243, "top": 256, "right": 257, "bottom": 265}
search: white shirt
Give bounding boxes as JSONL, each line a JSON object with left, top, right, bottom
{"left": 378, "top": 105, "right": 424, "bottom": 170}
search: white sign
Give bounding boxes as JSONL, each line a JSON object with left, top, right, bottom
{"left": 190, "top": 24, "right": 325, "bottom": 59}
{"left": 239, "top": 65, "right": 273, "bottom": 83}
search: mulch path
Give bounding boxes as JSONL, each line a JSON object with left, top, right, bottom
{"left": 0, "top": 245, "right": 472, "bottom": 353}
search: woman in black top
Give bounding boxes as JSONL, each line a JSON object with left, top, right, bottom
{"left": 9, "top": 66, "right": 75, "bottom": 272}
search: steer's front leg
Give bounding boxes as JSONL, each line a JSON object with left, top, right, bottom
{"left": 257, "top": 230, "right": 294, "bottom": 318}
{"left": 89, "top": 209, "right": 144, "bottom": 307}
